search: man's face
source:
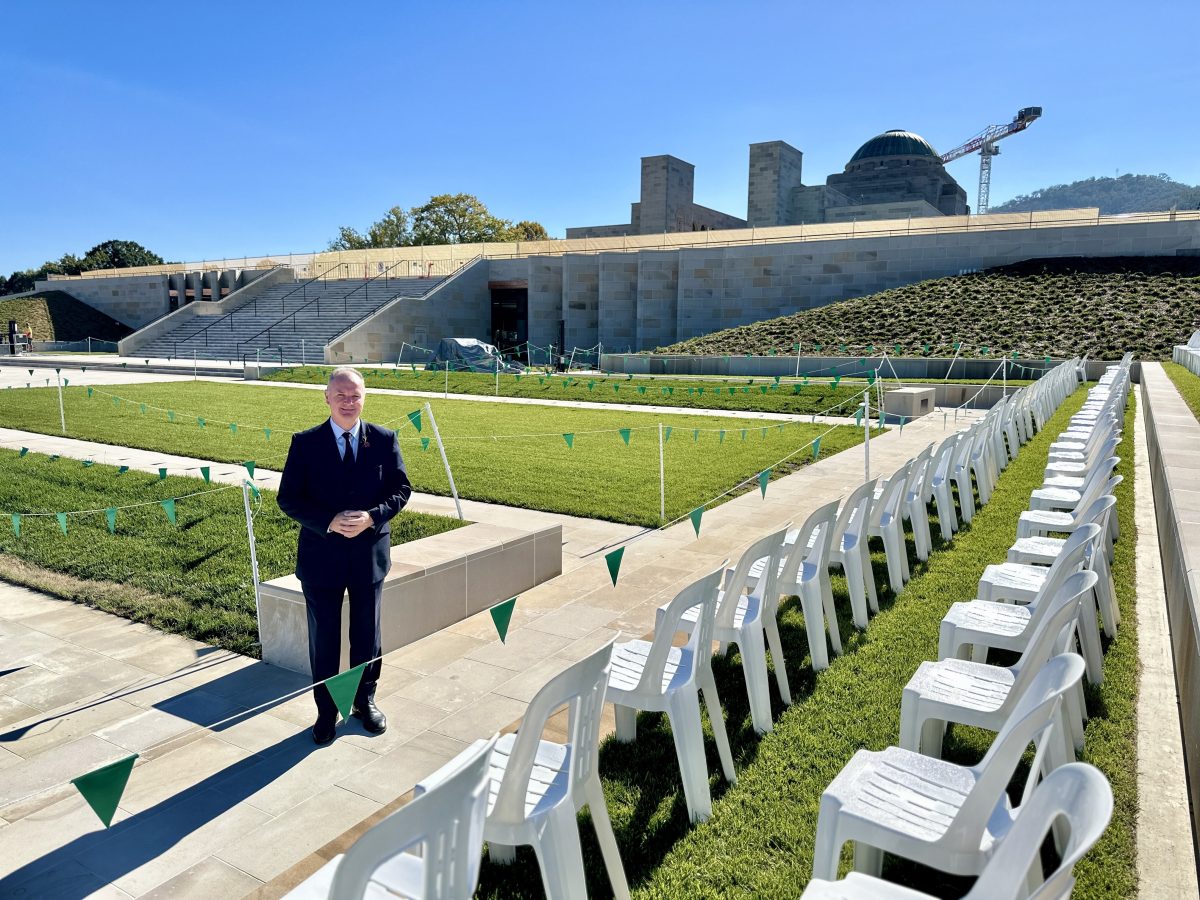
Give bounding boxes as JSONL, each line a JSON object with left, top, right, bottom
{"left": 325, "top": 375, "right": 365, "bottom": 430}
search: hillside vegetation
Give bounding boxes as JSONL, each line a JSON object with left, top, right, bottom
{"left": 0, "top": 291, "right": 132, "bottom": 342}
{"left": 991, "top": 173, "right": 1200, "bottom": 215}
{"left": 659, "top": 256, "right": 1200, "bottom": 360}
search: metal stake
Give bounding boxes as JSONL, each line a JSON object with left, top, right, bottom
{"left": 242, "top": 481, "right": 263, "bottom": 628}
{"left": 425, "top": 402, "right": 463, "bottom": 520}
{"left": 863, "top": 389, "right": 871, "bottom": 481}
{"left": 658, "top": 422, "right": 666, "bottom": 523}
{"left": 55, "top": 368, "right": 66, "bottom": 433}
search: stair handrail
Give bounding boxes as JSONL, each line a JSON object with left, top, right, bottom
{"left": 233, "top": 256, "right": 426, "bottom": 355}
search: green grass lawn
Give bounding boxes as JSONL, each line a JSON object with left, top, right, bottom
{"left": 0, "top": 449, "right": 465, "bottom": 655}
{"left": 470, "top": 385, "right": 1137, "bottom": 898}
{"left": 262, "top": 365, "right": 891, "bottom": 416}
{"left": 1163, "top": 360, "right": 1200, "bottom": 423}
{"left": 0, "top": 381, "right": 868, "bottom": 526}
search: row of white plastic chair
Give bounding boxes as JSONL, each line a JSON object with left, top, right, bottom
{"left": 804, "top": 358, "right": 1126, "bottom": 898}
{"left": 284, "top": 359, "right": 1090, "bottom": 900}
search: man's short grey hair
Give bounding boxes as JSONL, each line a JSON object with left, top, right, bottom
{"left": 327, "top": 366, "right": 365, "bottom": 387}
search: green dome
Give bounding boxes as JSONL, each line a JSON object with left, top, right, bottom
{"left": 849, "top": 130, "right": 939, "bottom": 163}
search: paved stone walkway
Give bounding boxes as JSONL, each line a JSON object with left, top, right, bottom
{"left": 0, "top": 400, "right": 975, "bottom": 898}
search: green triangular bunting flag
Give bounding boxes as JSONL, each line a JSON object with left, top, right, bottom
{"left": 197, "top": 417, "right": 205, "bottom": 429}
{"left": 263, "top": 428, "right": 271, "bottom": 441}
{"left": 229, "top": 423, "right": 238, "bottom": 434}
{"left": 562, "top": 433, "right": 574, "bottom": 448}
{"left": 759, "top": 469, "right": 771, "bottom": 498}
{"left": 105, "top": 507, "right": 117, "bottom": 534}
{"left": 11, "top": 513, "right": 19, "bottom": 537}
{"left": 56, "top": 512, "right": 68, "bottom": 535}
{"left": 82, "top": 460, "right": 94, "bottom": 468}
{"left": 812, "top": 437, "right": 822, "bottom": 460}
{"left": 167, "top": 410, "right": 175, "bottom": 423}
{"left": 407, "top": 409, "right": 422, "bottom": 432}
{"left": 605, "top": 546, "right": 625, "bottom": 586}
{"left": 72, "top": 753, "right": 137, "bottom": 828}
{"left": 246, "top": 480, "right": 260, "bottom": 501}
{"left": 117, "top": 465, "right": 129, "bottom": 475}
{"left": 18, "top": 447, "right": 28, "bottom": 457}
{"left": 719, "top": 430, "right": 725, "bottom": 443}
{"left": 663, "top": 426, "right": 672, "bottom": 443}
{"left": 139, "top": 403, "right": 147, "bottom": 415}
{"left": 161, "top": 498, "right": 176, "bottom": 525}
{"left": 200, "top": 466, "right": 210, "bottom": 483}
{"left": 619, "top": 428, "right": 631, "bottom": 445}
{"left": 323, "top": 663, "right": 367, "bottom": 722}
{"left": 490, "top": 597, "right": 517, "bottom": 643}
{"left": 420, "top": 437, "right": 430, "bottom": 451}
{"left": 158, "top": 467, "right": 168, "bottom": 481}
{"left": 689, "top": 506, "right": 704, "bottom": 538}
{"left": 244, "top": 461, "right": 255, "bottom": 478}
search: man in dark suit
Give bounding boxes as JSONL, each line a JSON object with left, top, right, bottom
{"left": 278, "top": 367, "right": 412, "bottom": 745}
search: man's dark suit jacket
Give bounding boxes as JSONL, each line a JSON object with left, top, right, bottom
{"left": 277, "top": 420, "right": 413, "bottom": 587}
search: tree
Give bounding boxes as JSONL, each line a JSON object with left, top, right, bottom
{"left": 328, "top": 206, "right": 411, "bottom": 250}
{"left": 505, "top": 220, "right": 550, "bottom": 242}
{"left": 327, "top": 195, "right": 549, "bottom": 250}
{"left": 409, "top": 193, "right": 514, "bottom": 245}
{"left": 0, "top": 239, "right": 164, "bottom": 296}
{"left": 77, "top": 240, "right": 163, "bottom": 273}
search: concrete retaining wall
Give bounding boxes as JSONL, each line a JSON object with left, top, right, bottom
{"left": 1140, "top": 362, "right": 1200, "bottom": 841}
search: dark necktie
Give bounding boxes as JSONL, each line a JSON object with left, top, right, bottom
{"left": 341, "top": 431, "right": 354, "bottom": 467}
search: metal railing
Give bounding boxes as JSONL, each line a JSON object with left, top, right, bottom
{"left": 234, "top": 257, "right": 435, "bottom": 356}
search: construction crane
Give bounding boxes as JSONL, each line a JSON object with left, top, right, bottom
{"left": 941, "top": 107, "right": 1042, "bottom": 214}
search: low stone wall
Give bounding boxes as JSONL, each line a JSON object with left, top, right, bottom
{"left": 258, "top": 521, "right": 562, "bottom": 676}
{"left": 1140, "top": 362, "right": 1200, "bottom": 841}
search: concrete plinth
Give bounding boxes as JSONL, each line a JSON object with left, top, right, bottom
{"left": 258, "top": 522, "right": 562, "bottom": 676}
{"left": 884, "top": 386, "right": 935, "bottom": 419}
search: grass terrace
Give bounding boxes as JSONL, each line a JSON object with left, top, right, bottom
{"left": 1163, "top": 360, "right": 1200, "bottom": 423}
{"left": 464, "top": 385, "right": 1137, "bottom": 899}
{"left": 0, "top": 449, "right": 465, "bottom": 655}
{"left": 0, "top": 290, "right": 132, "bottom": 342}
{"left": 0, "top": 381, "right": 869, "bottom": 526}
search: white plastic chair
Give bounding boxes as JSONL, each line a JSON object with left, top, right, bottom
{"left": 940, "top": 525, "right": 1098, "bottom": 664}
{"left": 679, "top": 526, "right": 790, "bottom": 734}
{"left": 976, "top": 525, "right": 1105, "bottom": 695}
{"left": 611, "top": 564, "right": 734, "bottom": 823}
{"left": 823, "top": 480, "right": 879, "bottom": 628}
{"left": 901, "top": 443, "right": 935, "bottom": 562}
{"left": 1009, "top": 496, "right": 1120, "bottom": 638}
{"left": 1017, "top": 475, "right": 1122, "bottom": 541}
{"left": 901, "top": 571, "right": 1095, "bottom": 766}
{"left": 778, "top": 499, "right": 843, "bottom": 669}
{"left": 284, "top": 734, "right": 498, "bottom": 900}
{"left": 950, "top": 425, "right": 978, "bottom": 525}
{"left": 480, "top": 641, "right": 630, "bottom": 900}
{"left": 812, "top": 653, "right": 1086, "bottom": 881}
{"left": 926, "top": 436, "right": 961, "bottom": 541}
{"left": 868, "top": 464, "right": 911, "bottom": 594}
{"left": 800, "top": 762, "right": 1114, "bottom": 900}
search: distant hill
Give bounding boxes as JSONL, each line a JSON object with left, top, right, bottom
{"left": 658, "top": 256, "right": 1200, "bottom": 361}
{"left": 0, "top": 291, "right": 133, "bottom": 342}
{"left": 991, "top": 173, "right": 1200, "bottom": 215}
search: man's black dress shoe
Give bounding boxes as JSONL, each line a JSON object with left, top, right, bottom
{"left": 312, "top": 715, "right": 337, "bottom": 745}
{"left": 353, "top": 699, "right": 387, "bottom": 734}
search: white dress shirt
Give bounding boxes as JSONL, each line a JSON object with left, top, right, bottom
{"left": 329, "top": 418, "right": 362, "bottom": 462}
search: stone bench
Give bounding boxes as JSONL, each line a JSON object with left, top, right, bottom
{"left": 258, "top": 521, "right": 562, "bottom": 676}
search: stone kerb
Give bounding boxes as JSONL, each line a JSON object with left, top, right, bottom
{"left": 258, "top": 521, "right": 563, "bottom": 676}
{"left": 117, "top": 266, "right": 295, "bottom": 357}
{"left": 1140, "top": 362, "right": 1200, "bottom": 840}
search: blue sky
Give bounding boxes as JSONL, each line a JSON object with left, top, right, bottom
{"left": 3, "top": 0, "right": 1197, "bottom": 274}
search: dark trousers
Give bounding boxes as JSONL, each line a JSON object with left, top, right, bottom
{"left": 302, "top": 578, "right": 383, "bottom": 720}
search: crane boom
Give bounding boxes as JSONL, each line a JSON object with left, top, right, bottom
{"left": 940, "top": 107, "right": 1041, "bottom": 214}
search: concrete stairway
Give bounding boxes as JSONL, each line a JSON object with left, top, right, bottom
{"left": 133, "top": 277, "right": 442, "bottom": 362}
